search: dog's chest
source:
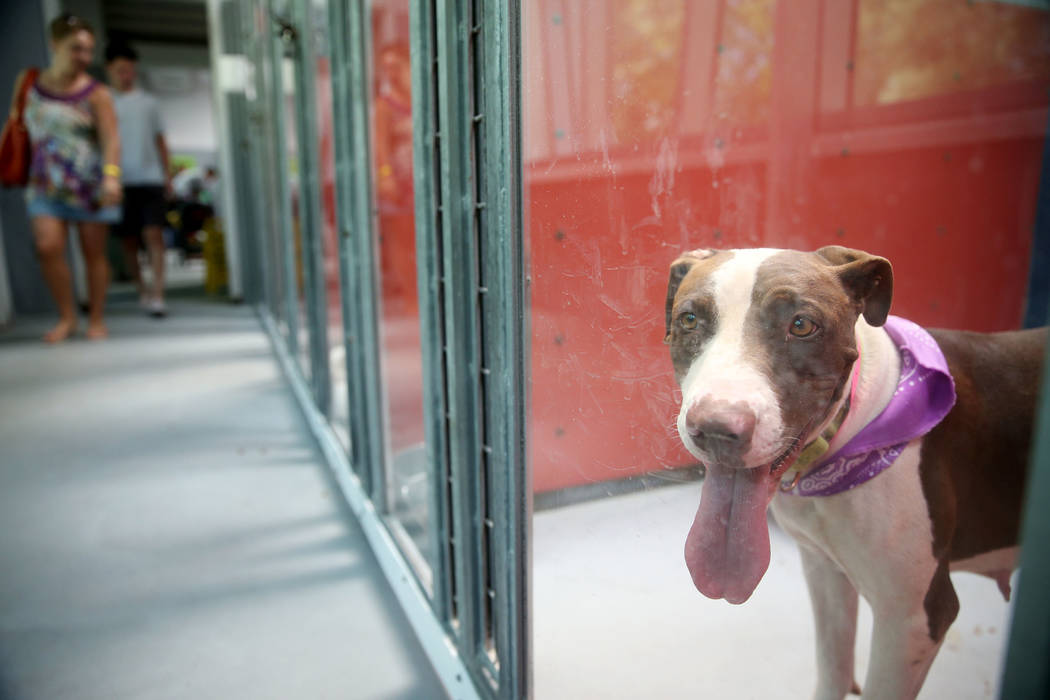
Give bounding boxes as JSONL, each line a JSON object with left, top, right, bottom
{"left": 770, "top": 439, "right": 941, "bottom": 603}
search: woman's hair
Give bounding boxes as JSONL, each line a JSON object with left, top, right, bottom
{"left": 49, "top": 12, "right": 95, "bottom": 42}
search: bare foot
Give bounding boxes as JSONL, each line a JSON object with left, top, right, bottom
{"left": 43, "top": 319, "right": 77, "bottom": 343}
{"left": 85, "top": 323, "right": 109, "bottom": 340}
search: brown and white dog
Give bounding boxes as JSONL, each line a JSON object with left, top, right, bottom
{"left": 664, "top": 246, "right": 1045, "bottom": 700}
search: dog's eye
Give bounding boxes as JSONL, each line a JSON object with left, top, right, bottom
{"left": 680, "top": 312, "right": 698, "bottom": 330}
{"left": 789, "top": 316, "right": 818, "bottom": 338}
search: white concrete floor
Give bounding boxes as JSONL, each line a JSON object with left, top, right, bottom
{"left": 0, "top": 296, "right": 445, "bottom": 700}
{"left": 534, "top": 482, "right": 1013, "bottom": 700}
{"left": 3, "top": 284, "right": 1014, "bottom": 700}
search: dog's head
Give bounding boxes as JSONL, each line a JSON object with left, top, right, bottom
{"left": 664, "top": 246, "right": 892, "bottom": 603}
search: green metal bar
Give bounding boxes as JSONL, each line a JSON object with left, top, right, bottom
{"left": 410, "top": 0, "right": 529, "bottom": 695}
{"left": 342, "top": 0, "right": 387, "bottom": 501}
{"left": 435, "top": 0, "right": 486, "bottom": 664}
{"left": 409, "top": 0, "right": 455, "bottom": 630}
{"left": 325, "top": 0, "right": 358, "bottom": 452}
{"left": 267, "top": 0, "right": 303, "bottom": 364}
{"left": 325, "top": 0, "right": 369, "bottom": 487}
{"left": 215, "top": 0, "right": 260, "bottom": 304}
{"left": 227, "top": 93, "right": 260, "bottom": 303}
{"left": 246, "top": 1, "right": 287, "bottom": 325}
{"left": 236, "top": 0, "right": 269, "bottom": 308}
{"left": 1000, "top": 332, "right": 1050, "bottom": 698}
{"left": 348, "top": 0, "right": 387, "bottom": 503}
{"left": 290, "top": 0, "right": 331, "bottom": 415}
{"left": 474, "top": 2, "right": 529, "bottom": 696}
{"left": 241, "top": 2, "right": 279, "bottom": 316}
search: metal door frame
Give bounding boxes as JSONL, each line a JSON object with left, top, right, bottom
{"left": 216, "top": 1, "right": 529, "bottom": 697}
{"left": 411, "top": 0, "right": 529, "bottom": 696}
{"left": 328, "top": 0, "right": 387, "bottom": 499}
{"left": 286, "top": 0, "right": 332, "bottom": 412}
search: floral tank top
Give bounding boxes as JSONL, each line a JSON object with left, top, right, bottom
{"left": 23, "top": 78, "right": 106, "bottom": 211}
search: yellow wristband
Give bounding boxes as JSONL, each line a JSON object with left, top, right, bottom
{"left": 103, "top": 164, "right": 121, "bottom": 177}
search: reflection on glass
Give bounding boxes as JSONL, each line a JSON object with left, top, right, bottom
{"left": 310, "top": 1, "right": 351, "bottom": 449}
{"left": 525, "top": 0, "right": 1047, "bottom": 696}
{"left": 608, "top": 0, "right": 685, "bottom": 141}
{"left": 281, "top": 55, "right": 313, "bottom": 383}
{"left": 261, "top": 92, "right": 288, "bottom": 339}
{"left": 370, "top": 0, "right": 432, "bottom": 583}
{"left": 713, "top": 0, "right": 774, "bottom": 124}
{"left": 855, "top": 0, "right": 1050, "bottom": 107}
{"left": 251, "top": 8, "right": 289, "bottom": 342}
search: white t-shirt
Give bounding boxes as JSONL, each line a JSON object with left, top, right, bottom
{"left": 112, "top": 88, "right": 165, "bottom": 186}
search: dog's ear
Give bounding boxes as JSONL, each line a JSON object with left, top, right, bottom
{"left": 816, "top": 246, "right": 894, "bottom": 326}
{"left": 665, "top": 249, "right": 717, "bottom": 343}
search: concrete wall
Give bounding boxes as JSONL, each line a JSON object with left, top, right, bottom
{"left": 0, "top": 1, "right": 53, "bottom": 315}
{"left": 0, "top": 213, "right": 11, "bottom": 326}
{"left": 139, "top": 64, "right": 217, "bottom": 158}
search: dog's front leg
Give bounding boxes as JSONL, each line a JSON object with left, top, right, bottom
{"left": 862, "top": 603, "right": 946, "bottom": 700}
{"left": 799, "top": 543, "right": 861, "bottom": 700}
{"left": 861, "top": 559, "right": 957, "bottom": 699}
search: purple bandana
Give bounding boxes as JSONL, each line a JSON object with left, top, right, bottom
{"left": 790, "top": 316, "right": 957, "bottom": 497}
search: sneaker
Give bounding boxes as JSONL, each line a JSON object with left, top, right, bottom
{"left": 147, "top": 298, "right": 167, "bottom": 318}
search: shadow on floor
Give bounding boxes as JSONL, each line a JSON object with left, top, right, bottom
{"left": 0, "top": 291, "right": 447, "bottom": 700}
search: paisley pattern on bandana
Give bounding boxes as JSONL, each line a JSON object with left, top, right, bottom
{"left": 791, "top": 316, "right": 956, "bottom": 497}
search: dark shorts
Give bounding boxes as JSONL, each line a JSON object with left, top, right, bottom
{"left": 114, "top": 185, "right": 167, "bottom": 239}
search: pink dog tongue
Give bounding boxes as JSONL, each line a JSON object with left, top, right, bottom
{"left": 684, "top": 464, "right": 777, "bottom": 604}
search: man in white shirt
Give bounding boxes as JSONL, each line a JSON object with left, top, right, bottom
{"left": 105, "top": 41, "right": 172, "bottom": 317}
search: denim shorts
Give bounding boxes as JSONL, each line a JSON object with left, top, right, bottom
{"left": 26, "top": 198, "right": 121, "bottom": 224}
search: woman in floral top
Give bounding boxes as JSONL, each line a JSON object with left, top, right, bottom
{"left": 10, "top": 13, "right": 121, "bottom": 341}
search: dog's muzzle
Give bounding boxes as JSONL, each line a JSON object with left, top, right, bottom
{"left": 685, "top": 398, "right": 757, "bottom": 465}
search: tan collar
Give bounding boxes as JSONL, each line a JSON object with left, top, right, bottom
{"left": 780, "top": 390, "right": 851, "bottom": 491}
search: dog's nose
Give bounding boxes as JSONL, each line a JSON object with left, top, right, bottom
{"left": 685, "top": 399, "right": 756, "bottom": 457}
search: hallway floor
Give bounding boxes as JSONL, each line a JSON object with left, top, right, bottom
{"left": 0, "top": 294, "right": 445, "bottom": 700}
{"left": 534, "top": 480, "right": 1013, "bottom": 699}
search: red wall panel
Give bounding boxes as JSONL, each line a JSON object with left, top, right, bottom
{"left": 524, "top": 0, "right": 1050, "bottom": 492}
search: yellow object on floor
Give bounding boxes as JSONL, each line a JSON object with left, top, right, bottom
{"left": 202, "top": 216, "right": 227, "bottom": 295}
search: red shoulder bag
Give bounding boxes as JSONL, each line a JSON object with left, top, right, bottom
{"left": 0, "top": 68, "right": 40, "bottom": 188}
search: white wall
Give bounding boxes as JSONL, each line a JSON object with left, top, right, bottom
{"left": 0, "top": 0, "right": 57, "bottom": 314}
{"left": 140, "top": 65, "right": 217, "bottom": 155}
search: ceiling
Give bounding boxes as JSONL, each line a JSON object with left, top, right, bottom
{"left": 101, "top": 0, "right": 208, "bottom": 46}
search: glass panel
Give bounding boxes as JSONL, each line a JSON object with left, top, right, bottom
{"left": 854, "top": 0, "right": 1050, "bottom": 107}
{"left": 280, "top": 52, "right": 313, "bottom": 381}
{"left": 308, "top": 0, "right": 351, "bottom": 449}
{"left": 369, "top": 0, "right": 433, "bottom": 584}
{"left": 524, "top": 1, "right": 1048, "bottom": 697}
{"left": 248, "top": 4, "right": 289, "bottom": 333}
